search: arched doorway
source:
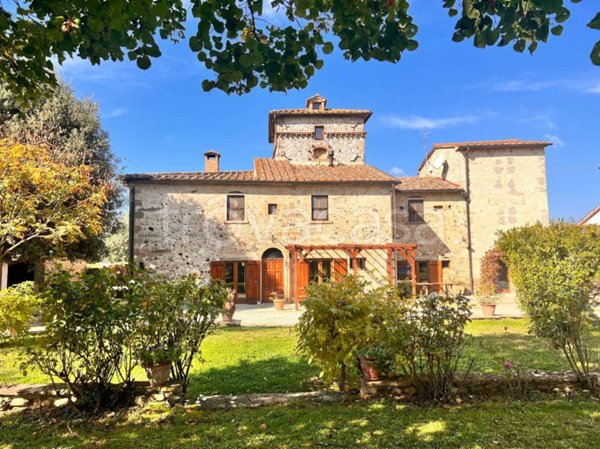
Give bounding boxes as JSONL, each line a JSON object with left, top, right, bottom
{"left": 262, "top": 248, "right": 284, "bottom": 301}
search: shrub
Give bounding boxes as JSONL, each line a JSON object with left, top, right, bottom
{"left": 0, "top": 281, "right": 41, "bottom": 337}
{"left": 296, "top": 276, "right": 373, "bottom": 391}
{"left": 26, "top": 267, "right": 140, "bottom": 411}
{"left": 497, "top": 222, "right": 600, "bottom": 389}
{"left": 140, "top": 275, "right": 227, "bottom": 396}
{"left": 382, "top": 293, "right": 472, "bottom": 399}
{"left": 479, "top": 249, "right": 505, "bottom": 301}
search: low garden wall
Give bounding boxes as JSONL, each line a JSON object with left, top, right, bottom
{"left": 360, "top": 371, "right": 600, "bottom": 400}
{"left": 0, "top": 382, "right": 183, "bottom": 412}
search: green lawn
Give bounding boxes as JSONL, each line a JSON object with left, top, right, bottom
{"left": 1, "top": 319, "right": 599, "bottom": 398}
{"left": 1, "top": 398, "right": 600, "bottom": 448}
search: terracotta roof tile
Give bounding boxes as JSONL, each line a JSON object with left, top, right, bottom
{"left": 253, "top": 158, "right": 397, "bottom": 183}
{"left": 123, "top": 159, "right": 397, "bottom": 184}
{"left": 418, "top": 139, "right": 552, "bottom": 172}
{"left": 395, "top": 177, "right": 464, "bottom": 192}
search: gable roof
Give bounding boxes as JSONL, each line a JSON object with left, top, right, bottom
{"left": 395, "top": 177, "right": 464, "bottom": 193}
{"left": 418, "top": 139, "right": 552, "bottom": 172}
{"left": 123, "top": 159, "right": 397, "bottom": 185}
{"left": 579, "top": 205, "right": 600, "bottom": 225}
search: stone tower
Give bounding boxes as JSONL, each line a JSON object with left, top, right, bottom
{"left": 268, "top": 94, "right": 372, "bottom": 165}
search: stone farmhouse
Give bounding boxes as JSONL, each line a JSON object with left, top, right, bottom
{"left": 123, "top": 94, "right": 551, "bottom": 306}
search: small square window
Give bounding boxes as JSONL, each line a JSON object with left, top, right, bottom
{"left": 314, "top": 126, "right": 324, "bottom": 140}
{"left": 311, "top": 195, "right": 328, "bottom": 221}
{"left": 312, "top": 102, "right": 321, "bottom": 110}
{"left": 408, "top": 199, "right": 424, "bottom": 222}
{"left": 268, "top": 204, "right": 278, "bottom": 215}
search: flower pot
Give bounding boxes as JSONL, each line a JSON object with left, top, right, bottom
{"left": 273, "top": 299, "right": 285, "bottom": 311}
{"left": 145, "top": 361, "right": 172, "bottom": 387}
{"left": 481, "top": 303, "right": 496, "bottom": 317}
{"left": 222, "top": 300, "right": 236, "bottom": 323}
{"left": 358, "top": 356, "right": 383, "bottom": 381}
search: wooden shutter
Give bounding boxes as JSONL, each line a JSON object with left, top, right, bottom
{"left": 427, "top": 260, "right": 442, "bottom": 293}
{"left": 245, "top": 261, "right": 260, "bottom": 303}
{"left": 333, "top": 259, "right": 348, "bottom": 281}
{"left": 296, "top": 259, "right": 310, "bottom": 300}
{"left": 210, "top": 261, "right": 226, "bottom": 281}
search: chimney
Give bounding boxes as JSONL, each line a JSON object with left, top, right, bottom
{"left": 204, "top": 151, "right": 220, "bottom": 172}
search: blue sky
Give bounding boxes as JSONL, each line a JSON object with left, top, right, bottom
{"left": 59, "top": 2, "right": 600, "bottom": 221}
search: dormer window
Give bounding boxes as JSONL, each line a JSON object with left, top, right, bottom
{"left": 314, "top": 126, "right": 324, "bottom": 140}
{"left": 306, "top": 94, "right": 327, "bottom": 111}
{"left": 312, "top": 102, "right": 322, "bottom": 110}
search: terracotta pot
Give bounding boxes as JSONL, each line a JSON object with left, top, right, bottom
{"left": 222, "top": 300, "right": 236, "bottom": 323}
{"left": 145, "top": 361, "right": 172, "bottom": 387}
{"left": 273, "top": 299, "right": 285, "bottom": 311}
{"left": 481, "top": 303, "right": 496, "bottom": 317}
{"left": 358, "top": 356, "right": 382, "bottom": 381}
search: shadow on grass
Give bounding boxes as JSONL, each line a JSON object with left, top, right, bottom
{"left": 187, "top": 356, "right": 319, "bottom": 398}
{"left": 2, "top": 397, "right": 600, "bottom": 449}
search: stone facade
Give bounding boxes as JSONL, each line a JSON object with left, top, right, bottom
{"left": 125, "top": 96, "right": 552, "bottom": 301}
{"left": 273, "top": 115, "right": 367, "bottom": 165}
{"left": 132, "top": 182, "right": 393, "bottom": 299}
{"left": 393, "top": 191, "right": 470, "bottom": 291}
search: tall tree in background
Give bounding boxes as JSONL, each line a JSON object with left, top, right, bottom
{"left": 0, "top": 1, "right": 598, "bottom": 102}
{"left": 0, "top": 81, "right": 121, "bottom": 260}
{"left": 0, "top": 140, "right": 108, "bottom": 264}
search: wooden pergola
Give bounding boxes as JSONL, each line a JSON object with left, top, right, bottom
{"left": 286, "top": 243, "right": 418, "bottom": 310}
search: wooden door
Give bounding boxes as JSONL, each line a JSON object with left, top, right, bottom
{"left": 333, "top": 259, "right": 348, "bottom": 281}
{"left": 296, "top": 259, "right": 310, "bottom": 301}
{"left": 246, "top": 261, "right": 260, "bottom": 304}
{"left": 263, "top": 259, "right": 284, "bottom": 301}
{"left": 428, "top": 260, "right": 443, "bottom": 293}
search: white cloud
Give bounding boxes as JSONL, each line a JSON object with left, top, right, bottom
{"left": 518, "top": 113, "right": 556, "bottom": 129}
{"left": 487, "top": 76, "right": 600, "bottom": 95}
{"left": 105, "top": 107, "right": 128, "bottom": 119}
{"left": 380, "top": 114, "right": 479, "bottom": 130}
{"left": 389, "top": 167, "right": 407, "bottom": 177}
{"left": 544, "top": 133, "right": 565, "bottom": 148}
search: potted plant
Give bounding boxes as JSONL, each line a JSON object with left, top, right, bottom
{"left": 270, "top": 292, "right": 286, "bottom": 311}
{"left": 140, "top": 345, "right": 179, "bottom": 387}
{"left": 479, "top": 295, "right": 498, "bottom": 317}
{"left": 222, "top": 288, "right": 236, "bottom": 323}
{"left": 356, "top": 346, "right": 390, "bottom": 381}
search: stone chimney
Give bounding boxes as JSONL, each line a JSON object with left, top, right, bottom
{"left": 204, "top": 151, "right": 220, "bottom": 173}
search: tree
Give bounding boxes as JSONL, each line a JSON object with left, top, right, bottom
{"left": 0, "top": 81, "right": 122, "bottom": 259}
{"left": 497, "top": 222, "right": 600, "bottom": 389}
{"left": 104, "top": 215, "right": 129, "bottom": 263}
{"left": 0, "top": 139, "right": 109, "bottom": 264}
{"left": 0, "top": 1, "right": 597, "bottom": 102}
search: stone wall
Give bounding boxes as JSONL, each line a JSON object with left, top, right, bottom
{"left": 393, "top": 191, "right": 471, "bottom": 291}
{"left": 273, "top": 115, "right": 366, "bottom": 165}
{"left": 132, "top": 182, "right": 393, "bottom": 297}
{"left": 467, "top": 147, "right": 549, "bottom": 284}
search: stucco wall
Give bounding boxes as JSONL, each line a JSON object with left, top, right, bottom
{"left": 131, "top": 182, "right": 393, "bottom": 296}
{"left": 273, "top": 115, "right": 366, "bottom": 165}
{"left": 393, "top": 191, "right": 470, "bottom": 291}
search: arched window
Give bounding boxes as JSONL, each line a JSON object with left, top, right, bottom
{"left": 262, "top": 248, "right": 284, "bottom": 259}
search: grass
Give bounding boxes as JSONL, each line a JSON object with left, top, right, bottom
{"left": 1, "top": 319, "right": 599, "bottom": 397}
{"left": 1, "top": 397, "right": 600, "bottom": 448}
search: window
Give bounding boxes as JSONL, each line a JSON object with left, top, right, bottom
{"left": 224, "top": 262, "right": 246, "bottom": 298}
{"left": 397, "top": 260, "right": 412, "bottom": 281}
{"left": 349, "top": 258, "right": 366, "bottom": 270}
{"left": 268, "top": 203, "right": 278, "bottom": 215}
{"left": 312, "top": 102, "right": 322, "bottom": 110}
{"left": 496, "top": 260, "right": 510, "bottom": 292}
{"left": 314, "top": 126, "right": 324, "bottom": 140}
{"left": 227, "top": 195, "right": 245, "bottom": 221}
{"left": 311, "top": 195, "right": 328, "bottom": 221}
{"left": 408, "top": 199, "right": 424, "bottom": 222}
{"left": 309, "top": 259, "right": 332, "bottom": 284}
{"left": 417, "top": 261, "right": 429, "bottom": 282}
